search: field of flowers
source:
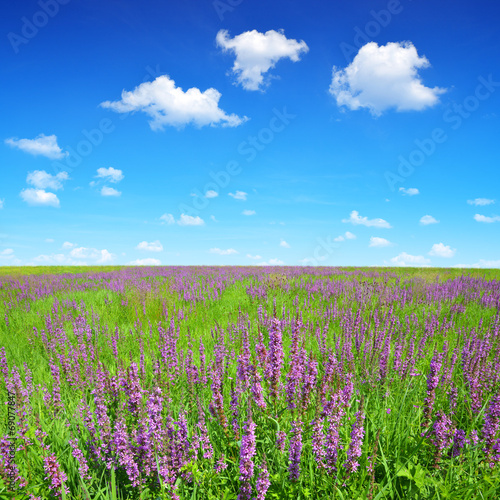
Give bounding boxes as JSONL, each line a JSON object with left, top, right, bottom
{"left": 0, "top": 265, "right": 499, "bottom": 499}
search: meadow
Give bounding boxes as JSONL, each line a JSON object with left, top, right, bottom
{"left": 0, "top": 265, "right": 499, "bottom": 499}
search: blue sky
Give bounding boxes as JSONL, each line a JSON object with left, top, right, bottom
{"left": 1, "top": 0, "right": 499, "bottom": 267}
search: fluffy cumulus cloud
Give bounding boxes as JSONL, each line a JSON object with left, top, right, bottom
{"left": 70, "top": 247, "right": 115, "bottom": 263}
{"left": 177, "top": 214, "right": 205, "bottom": 226}
{"left": 399, "top": 187, "right": 419, "bottom": 196}
{"left": 209, "top": 248, "right": 238, "bottom": 255}
{"left": 242, "top": 209, "right": 256, "bottom": 216}
{"left": 467, "top": 198, "right": 495, "bottom": 206}
{"left": 342, "top": 210, "right": 391, "bottom": 228}
{"left": 369, "top": 237, "right": 392, "bottom": 247}
{"left": 420, "top": 215, "right": 439, "bottom": 225}
{"left": 390, "top": 252, "right": 431, "bottom": 267}
{"left": 280, "top": 239, "right": 290, "bottom": 248}
{"left": 128, "top": 258, "right": 161, "bottom": 266}
{"left": 261, "top": 258, "right": 285, "bottom": 266}
{"left": 329, "top": 42, "right": 445, "bottom": 116}
{"left": 474, "top": 214, "right": 500, "bottom": 223}
{"left": 101, "top": 186, "right": 121, "bottom": 197}
{"left": 100, "top": 75, "right": 247, "bottom": 130}
{"left": 96, "top": 167, "right": 124, "bottom": 183}
{"left": 160, "top": 213, "right": 175, "bottom": 225}
{"left": 26, "top": 170, "right": 69, "bottom": 191}
{"left": 62, "top": 241, "right": 76, "bottom": 249}
{"left": 5, "top": 134, "right": 67, "bottom": 159}
{"left": 216, "top": 29, "right": 309, "bottom": 91}
{"left": 136, "top": 240, "right": 163, "bottom": 252}
{"left": 205, "top": 190, "right": 218, "bottom": 198}
{"left": 429, "top": 243, "right": 456, "bottom": 258}
{"left": 20, "top": 188, "right": 60, "bottom": 207}
{"left": 334, "top": 231, "right": 357, "bottom": 242}
{"left": 229, "top": 191, "right": 247, "bottom": 201}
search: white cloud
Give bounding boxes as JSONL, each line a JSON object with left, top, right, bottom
{"left": 128, "top": 258, "right": 161, "bottom": 266}
{"left": 96, "top": 167, "right": 124, "bottom": 183}
{"left": 0, "top": 249, "right": 14, "bottom": 256}
{"left": 399, "top": 187, "right": 420, "bottom": 196}
{"left": 20, "top": 189, "right": 60, "bottom": 207}
{"left": 429, "top": 243, "right": 456, "bottom": 258}
{"left": 100, "top": 75, "right": 247, "bottom": 129}
{"left": 344, "top": 231, "right": 356, "bottom": 240}
{"left": 0, "top": 199, "right": 3, "bottom": 209}
{"left": 137, "top": 240, "right": 163, "bottom": 252}
{"left": 299, "top": 257, "right": 316, "bottom": 265}
{"left": 369, "top": 237, "right": 392, "bottom": 247}
{"left": 45, "top": 238, "right": 54, "bottom": 243}
{"left": 247, "top": 254, "right": 262, "bottom": 260}
{"left": 101, "top": 186, "right": 121, "bottom": 197}
{"left": 160, "top": 213, "right": 175, "bottom": 225}
{"left": 242, "top": 209, "right": 256, "bottom": 216}
{"left": 229, "top": 190, "right": 247, "bottom": 201}
{"left": 210, "top": 215, "right": 218, "bottom": 222}
{"left": 334, "top": 235, "right": 345, "bottom": 242}
{"left": 70, "top": 247, "right": 114, "bottom": 263}
{"left": 261, "top": 258, "right": 285, "bottom": 266}
{"left": 26, "top": 170, "right": 69, "bottom": 191}
{"left": 62, "top": 241, "right": 76, "bottom": 249}
{"left": 280, "top": 239, "right": 290, "bottom": 248}
{"left": 178, "top": 214, "right": 205, "bottom": 226}
{"left": 209, "top": 248, "right": 238, "bottom": 255}
{"left": 474, "top": 214, "right": 500, "bottom": 223}
{"left": 32, "top": 254, "right": 75, "bottom": 264}
{"left": 205, "top": 190, "right": 218, "bottom": 198}
{"left": 467, "top": 198, "right": 495, "bottom": 206}
{"left": 390, "top": 252, "right": 431, "bottom": 267}
{"left": 342, "top": 210, "right": 391, "bottom": 228}
{"left": 420, "top": 215, "right": 439, "bottom": 225}
{"left": 5, "top": 134, "right": 67, "bottom": 159}
{"left": 216, "top": 29, "right": 309, "bottom": 91}
{"left": 329, "top": 42, "right": 445, "bottom": 116}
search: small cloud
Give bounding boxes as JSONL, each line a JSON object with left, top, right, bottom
{"left": 45, "top": 238, "right": 54, "bottom": 243}
{"left": 69, "top": 247, "right": 115, "bottom": 263}
{"left": 20, "top": 188, "right": 60, "bottom": 207}
{"left": 178, "top": 214, "right": 205, "bottom": 226}
{"left": 160, "top": 213, "right": 175, "bottom": 225}
{"left": 0, "top": 199, "right": 4, "bottom": 209}
{"left": 280, "top": 239, "right": 290, "bottom": 248}
{"left": 390, "top": 252, "right": 431, "bottom": 267}
{"left": 101, "top": 186, "right": 121, "bottom": 197}
{"left": 474, "top": 214, "right": 500, "bottom": 223}
{"left": 205, "top": 190, "right": 219, "bottom": 198}
{"left": 209, "top": 248, "right": 238, "bottom": 255}
{"left": 0, "top": 249, "right": 14, "bottom": 256}
{"left": 334, "top": 235, "right": 345, "bottom": 242}
{"left": 242, "top": 209, "right": 256, "bottom": 216}
{"left": 344, "top": 231, "right": 356, "bottom": 240}
{"left": 96, "top": 167, "right": 124, "bottom": 183}
{"left": 27, "top": 170, "right": 69, "bottom": 191}
{"left": 98, "top": 249, "right": 114, "bottom": 264}
{"left": 5, "top": 134, "right": 67, "bottom": 159}
{"left": 342, "top": 210, "right": 391, "bottom": 228}
{"left": 420, "top": 215, "right": 439, "bottom": 225}
{"left": 467, "top": 198, "right": 495, "bottom": 206}
{"left": 399, "top": 187, "right": 420, "bottom": 196}
{"left": 136, "top": 240, "right": 163, "bottom": 252}
{"left": 261, "top": 258, "right": 285, "bottom": 266}
{"left": 247, "top": 254, "right": 262, "bottom": 260}
{"left": 429, "top": 243, "right": 456, "bottom": 258}
{"left": 369, "top": 237, "right": 392, "bottom": 247}
{"left": 216, "top": 29, "right": 309, "bottom": 91}
{"left": 210, "top": 215, "right": 218, "bottom": 222}
{"left": 128, "top": 258, "right": 161, "bottom": 266}
{"left": 62, "top": 241, "right": 76, "bottom": 249}
{"left": 229, "top": 191, "right": 247, "bottom": 201}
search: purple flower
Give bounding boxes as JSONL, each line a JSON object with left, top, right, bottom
{"left": 288, "top": 420, "right": 303, "bottom": 482}
{"left": 43, "top": 453, "right": 69, "bottom": 498}
{"left": 238, "top": 410, "right": 257, "bottom": 500}
{"left": 345, "top": 406, "right": 365, "bottom": 475}
{"left": 254, "top": 458, "right": 270, "bottom": 500}
{"left": 276, "top": 430, "right": 286, "bottom": 453}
